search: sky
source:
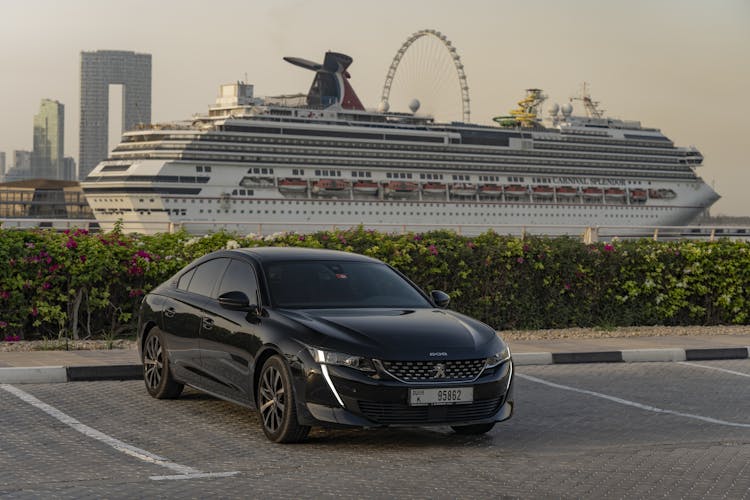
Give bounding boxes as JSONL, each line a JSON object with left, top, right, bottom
{"left": 1, "top": 0, "right": 748, "bottom": 215}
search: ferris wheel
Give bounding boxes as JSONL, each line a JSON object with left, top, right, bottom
{"left": 380, "top": 29, "right": 471, "bottom": 123}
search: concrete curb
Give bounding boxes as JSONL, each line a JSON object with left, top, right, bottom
{"left": 0, "top": 346, "right": 748, "bottom": 383}
{"left": 513, "top": 346, "right": 750, "bottom": 366}
{"left": 0, "top": 365, "right": 141, "bottom": 384}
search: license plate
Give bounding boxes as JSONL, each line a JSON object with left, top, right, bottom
{"left": 409, "top": 387, "right": 474, "bottom": 406}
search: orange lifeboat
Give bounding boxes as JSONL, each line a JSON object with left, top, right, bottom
{"left": 385, "top": 181, "right": 419, "bottom": 197}
{"left": 479, "top": 184, "right": 503, "bottom": 197}
{"left": 278, "top": 178, "right": 308, "bottom": 193}
{"left": 422, "top": 182, "right": 447, "bottom": 195}
{"left": 532, "top": 185, "right": 554, "bottom": 198}
{"left": 555, "top": 186, "right": 578, "bottom": 197}
{"left": 313, "top": 179, "right": 350, "bottom": 195}
{"left": 582, "top": 187, "right": 604, "bottom": 198}
{"left": 450, "top": 183, "right": 477, "bottom": 197}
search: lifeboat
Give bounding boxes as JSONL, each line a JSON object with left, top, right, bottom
{"left": 385, "top": 181, "right": 419, "bottom": 197}
{"left": 604, "top": 188, "right": 626, "bottom": 198}
{"left": 649, "top": 188, "right": 677, "bottom": 200}
{"left": 630, "top": 189, "right": 647, "bottom": 202}
{"left": 555, "top": 186, "right": 578, "bottom": 197}
{"left": 313, "top": 179, "right": 350, "bottom": 196}
{"left": 582, "top": 187, "right": 604, "bottom": 198}
{"left": 278, "top": 178, "right": 308, "bottom": 193}
{"left": 352, "top": 181, "right": 379, "bottom": 195}
{"left": 532, "top": 185, "right": 554, "bottom": 198}
{"left": 478, "top": 184, "right": 503, "bottom": 197}
{"left": 450, "top": 183, "right": 477, "bottom": 197}
{"left": 503, "top": 184, "right": 528, "bottom": 194}
{"left": 422, "top": 182, "right": 447, "bottom": 195}
{"left": 240, "top": 176, "right": 275, "bottom": 187}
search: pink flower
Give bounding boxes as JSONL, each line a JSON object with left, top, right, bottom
{"left": 414, "top": 234, "right": 423, "bottom": 241}
{"left": 0, "top": 321, "right": 7, "bottom": 328}
{"left": 135, "top": 250, "right": 152, "bottom": 261}
{"left": 523, "top": 244, "right": 530, "bottom": 253}
{"left": 0, "top": 291, "right": 9, "bottom": 300}
{"left": 466, "top": 241, "right": 476, "bottom": 249}
{"left": 564, "top": 283, "right": 571, "bottom": 290}
{"left": 65, "top": 239, "right": 78, "bottom": 249}
{"left": 25, "top": 242, "right": 35, "bottom": 248}
{"left": 603, "top": 244, "right": 615, "bottom": 253}
{"left": 42, "top": 282, "right": 51, "bottom": 290}
{"left": 80, "top": 255, "right": 87, "bottom": 263}
{"left": 129, "top": 289, "right": 144, "bottom": 297}
{"left": 298, "top": 235, "right": 306, "bottom": 241}
{"left": 428, "top": 244, "right": 438, "bottom": 256}
{"left": 517, "top": 257, "right": 525, "bottom": 264}
{"left": 30, "top": 307, "right": 38, "bottom": 317}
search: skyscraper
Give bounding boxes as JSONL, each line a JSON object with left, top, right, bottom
{"left": 32, "top": 99, "right": 64, "bottom": 179}
{"left": 79, "top": 50, "right": 151, "bottom": 180}
{"left": 0, "top": 152, "right": 6, "bottom": 180}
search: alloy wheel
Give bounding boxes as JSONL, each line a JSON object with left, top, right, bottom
{"left": 259, "top": 365, "right": 286, "bottom": 434}
{"left": 143, "top": 334, "right": 163, "bottom": 391}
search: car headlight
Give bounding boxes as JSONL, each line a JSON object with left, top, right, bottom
{"left": 485, "top": 345, "right": 511, "bottom": 368}
{"left": 309, "top": 348, "right": 377, "bottom": 374}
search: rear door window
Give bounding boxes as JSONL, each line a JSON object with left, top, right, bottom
{"left": 187, "top": 258, "right": 230, "bottom": 297}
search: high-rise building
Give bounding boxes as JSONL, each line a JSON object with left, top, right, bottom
{"left": 32, "top": 99, "right": 65, "bottom": 179}
{"left": 62, "top": 157, "right": 76, "bottom": 181}
{"left": 79, "top": 50, "right": 151, "bottom": 180}
{"left": 14, "top": 150, "right": 32, "bottom": 170}
{"left": 0, "top": 152, "right": 6, "bottom": 180}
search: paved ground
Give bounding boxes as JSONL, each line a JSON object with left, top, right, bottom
{"left": 1, "top": 359, "right": 749, "bottom": 498}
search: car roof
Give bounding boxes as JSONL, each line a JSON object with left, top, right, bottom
{"left": 232, "top": 246, "right": 382, "bottom": 264}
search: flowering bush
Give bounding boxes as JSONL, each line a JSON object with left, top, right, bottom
{"left": 1, "top": 225, "right": 749, "bottom": 340}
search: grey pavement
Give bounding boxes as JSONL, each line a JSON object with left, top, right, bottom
{"left": 1, "top": 360, "right": 749, "bottom": 498}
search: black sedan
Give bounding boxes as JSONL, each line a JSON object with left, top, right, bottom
{"left": 138, "top": 247, "right": 514, "bottom": 443}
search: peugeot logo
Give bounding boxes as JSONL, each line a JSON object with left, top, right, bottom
{"left": 431, "top": 363, "right": 447, "bottom": 379}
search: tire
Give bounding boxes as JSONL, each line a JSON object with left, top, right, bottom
{"left": 451, "top": 422, "right": 496, "bottom": 435}
{"left": 142, "top": 329, "right": 183, "bottom": 399}
{"left": 257, "top": 355, "right": 310, "bottom": 443}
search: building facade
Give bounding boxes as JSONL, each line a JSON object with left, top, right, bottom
{"left": 0, "top": 179, "right": 93, "bottom": 219}
{"left": 32, "top": 99, "right": 65, "bottom": 179}
{"left": 78, "top": 50, "right": 151, "bottom": 180}
{"left": 0, "top": 152, "right": 5, "bottom": 181}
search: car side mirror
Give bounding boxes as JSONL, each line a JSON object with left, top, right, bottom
{"left": 431, "top": 290, "right": 450, "bottom": 308}
{"left": 218, "top": 290, "right": 255, "bottom": 311}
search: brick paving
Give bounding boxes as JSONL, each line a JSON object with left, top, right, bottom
{"left": 1, "top": 360, "right": 749, "bottom": 498}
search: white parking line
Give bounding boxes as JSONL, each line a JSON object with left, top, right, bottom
{"left": 517, "top": 373, "right": 750, "bottom": 429}
{"left": 677, "top": 361, "right": 750, "bottom": 378}
{"left": 0, "top": 384, "right": 239, "bottom": 481}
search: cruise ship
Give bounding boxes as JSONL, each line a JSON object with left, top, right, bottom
{"left": 81, "top": 51, "right": 719, "bottom": 235}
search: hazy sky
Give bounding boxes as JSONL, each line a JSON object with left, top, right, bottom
{"left": 1, "top": 0, "right": 748, "bottom": 215}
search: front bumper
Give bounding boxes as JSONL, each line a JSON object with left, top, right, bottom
{"left": 293, "top": 354, "right": 514, "bottom": 428}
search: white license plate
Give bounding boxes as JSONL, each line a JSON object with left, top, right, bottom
{"left": 409, "top": 387, "right": 474, "bottom": 406}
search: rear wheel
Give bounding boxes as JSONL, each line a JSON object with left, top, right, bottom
{"left": 143, "top": 330, "right": 183, "bottom": 399}
{"left": 451, "top": 422, "right": 496, "bottom": 435}
{"left": 257, "top": 355, "right": 310, "bottom": 443}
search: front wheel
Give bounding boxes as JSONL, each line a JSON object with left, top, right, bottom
{"left": 451, "top": 422, "right": 496, "bottom": 435}
{"left": 142, "top": 329, "right": 183, "bottom": 399}
{"left": 257, "top": 355, "right": 310, "bottom": 443}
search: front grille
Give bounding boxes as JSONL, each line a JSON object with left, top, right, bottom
{"left": 358, "top": 398, "right": 502, "bottom": 425}
{"left": 380, "top": 359, "right": 486, "bottom": 383}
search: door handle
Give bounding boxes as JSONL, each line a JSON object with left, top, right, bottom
{"left": 202, "top": 317, "right": 214, "bottom": 330}
{"left": 164, "top": 306, "right": 176, "bottom": 318}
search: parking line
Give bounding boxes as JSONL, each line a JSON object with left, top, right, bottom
{"left": 676, "top": 361, "right": 750, "bottom": 378}
{"left": 517, "top": 373, "right": 750, "bottom": 429}
{"left": 0, "top": 384, "right": 239, "bottom": 481}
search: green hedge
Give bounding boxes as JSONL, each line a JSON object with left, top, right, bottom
{"left": 1, "top": 225, "right": 749, "bottom": 340}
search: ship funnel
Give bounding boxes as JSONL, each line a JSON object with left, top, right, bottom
{"left": 284, "top": 51, "right": 364, "bottom": 111}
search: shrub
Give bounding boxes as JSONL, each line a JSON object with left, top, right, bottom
{"left": 1, "top": 226, "right": 749, "bottom": 340}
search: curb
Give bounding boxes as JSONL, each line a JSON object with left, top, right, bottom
{"left": 513, "top": 347, "right": 750, "bottom": 366}
{"left": 0, "top": 365, "right": 141, "bottom": 384}
{"left": 0, "top": 346, "right": 748, "bottom": 383}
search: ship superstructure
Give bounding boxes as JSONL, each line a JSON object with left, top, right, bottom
{"left": 81, "top": 51, "right": 719, "bottom": 235}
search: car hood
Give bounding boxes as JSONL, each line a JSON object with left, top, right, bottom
{"left": 276, "top": 308, "right": 502, "bottom": 360}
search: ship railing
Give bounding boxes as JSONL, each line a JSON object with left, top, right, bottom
{"left": 1, "top": 218, "right": 748, "bottom": 242}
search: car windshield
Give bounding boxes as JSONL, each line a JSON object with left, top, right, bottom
{"left": 265, "top": 260, "right": 432, "bottom": 309}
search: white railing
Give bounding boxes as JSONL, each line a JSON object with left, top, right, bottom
{"left": 1, "top": 218, "right": 748, "bottom": 242}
